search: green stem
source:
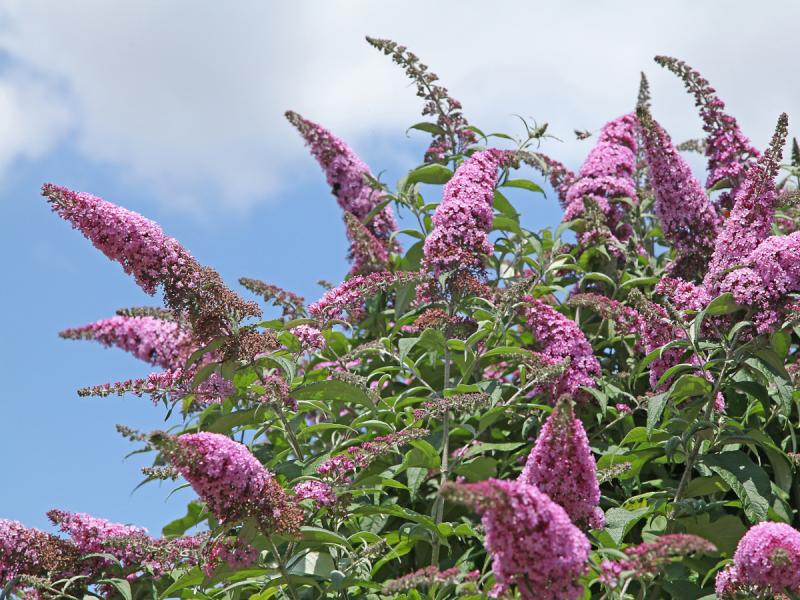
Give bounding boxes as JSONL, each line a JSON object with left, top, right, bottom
{"left": 268, "top": 537, "right": 300, "bottom": 600}
{"left": 431, "top": 345, "right": 452, "bottom": 566}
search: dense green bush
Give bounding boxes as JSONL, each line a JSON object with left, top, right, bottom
{"left": 4, "top": 37, "right": 800, "bottom": 600}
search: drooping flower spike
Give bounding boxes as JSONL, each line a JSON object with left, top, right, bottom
{"left": 239, "top": 277, "right": 306, "bottom": 319}
{"left": 285, "top": 110, "right": 399, "bottom": 253}
{"left": 342, "top": 210, "right": 389, "bottom": 275}
{"left": 42, "top": 184, "right": 260, "bottom": 341}
{"left": 519, "top": 397, "right": 603, "bottom": 529}
{"left": 638, "top": 107, "right": 719, "bottom": 279}
{"left": 160, "top": 431, "right": 302, "bottom": 535}
{"left": 444, "top": 478, "right": 590, "bottom": 600}
{"left": 59, "top": 315, "right": 194, "bottom": 370}
{"left": 655, "top": 56, "right": 760, "bottom": 208}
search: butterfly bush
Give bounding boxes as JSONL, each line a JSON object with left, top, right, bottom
{"left": 16, "top": 37, "right": 800, "bottom": 600}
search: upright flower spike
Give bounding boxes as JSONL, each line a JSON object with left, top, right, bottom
{"left": 716, "top": 522, "right": 800, "bottom": 598}
{"left": 366, "top": 36, "right": 476, "bottom": 162}
{"left": 308, "top": 271, "right": 422, "bottom": 322}
{"left": 445, "top": 478, "right": 589, "bottom": 600}
{"left": 422, "top": 149, "right": 511, "bottom": 276}
{"left": 59, "top": 316, "right": 194, "bottom": 370}
{"left": 42, "top": 184, "right": 260, "bottom": 341}
{"left": 562, "top": 114, "right": 639, "bottom": 241}
{"left": 520, "top": 296, "right": 601, "bottom": 400}
{"left": 285, "top": 111, "right": 399, "bottom": 252}
{"left": 704, "top": 113, "right": 789, "bottom": 292}
{"left": 519, "top": 398, "right": 603, "bottom": 529}
{"left": 638, "top": 108, "right": 719, "bottom": 279}
{"left": 164, "top": 432, "right": 302, "bottom": 535}
{"left": 655, "top": 56, "right": 760, "bottom": 207}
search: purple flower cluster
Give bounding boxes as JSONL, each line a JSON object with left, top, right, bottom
{"left": 168, "top": 432, "right": 302, "bottom": 534}
{"left": 0, "top": 519, "right": 76, "bottom": 582}
{"left": 60, "top": 316, "right": 194, "bottom": 370}
{"left": 308, "top": 271, "right": 420, "bottom": 321}
{"left": 343, "top": 211, "right": 390, "bottom": 275}
{"left": 639, "top": 110, "right": 719, "bottom": 278}
{"left": 563, "top": 114, "right": 638, "bottom": 241}
{"left": 316, "top": 428, "right": 429, "bottom": 483}
{"left": 519, "top": 399, "right": 603, "bottom": 529}
{"left": 601, "top": 534, "right": 716, "bottom": 587}
{"left": 716, "top": 522, "right": 800, "bottom": 598}
{"left": 705, "top": 114, "right": 789, "bottom": 292}
{"left": 293, "top": 480, "right": 337, "bottom": 508}
{"left": 47, "top": 509, "right": 147, "bottom": 555}
{"left": 203, "top": 536, "right": 258, "bottom": 576}
{"left": 655, "top": 56, "right": 760, "bottom": 207}
{"left": 285, "top": 111, "right": 398, "bottom": 251}
{"left": 42, "top": 184, "right": 199, "bottom": 297}
{"left": 422, "top": 149, "right": 511, "bottom": 275}
{"left": 291, "top": 324, "right": 326, "bottom": 352}
{"left": 446, "top": 479, "right": 589, "bottom": 600}
{"left": 520, "top": 296, "right": 601, "bottom": 399}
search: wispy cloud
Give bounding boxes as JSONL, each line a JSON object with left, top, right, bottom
{"left": 0, "top": 1, "right": 795, "bottom": 213}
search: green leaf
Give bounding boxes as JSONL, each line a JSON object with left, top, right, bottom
{"left": 670, "top": 374, "right": 712, "bottom": 401}
{"left": 98, "top": 578, "right": 131, "bottom": 600}
{"left": 502, "top": 179, "right": 544, "bottom": 194}
{"left": 407, "top": 121, "right": 446, "bottom": 136}
{"left": 705, "top": 293, "right": 744, "bottom": 316}
{"left": 604, "top": 506, "right": 650, "bottom": 545}
{"left": 406, "top": 164, "right": 453, "bottom": 185}
{"left": 292, "top": 380, "right": 371, "bottom": 405}
{"left": 161, "top": 567, "right": 204, "bottom": 596}
{"left": 701, "top": 451, "right": 773, "bottom": 523}
{"left": 162, "top": 501, "right": 206, "bottom": 537}
{"left": 300, "top": 526, "right": 351, "bottom": 548}
{"left": 678, "top": 513, "right": 746, "bottom": 555}
{"left": 289, "top": 551, "right": 336, "bottom": 577}
{"left": 646, "top": 393, "right": 669, "bottom": 439}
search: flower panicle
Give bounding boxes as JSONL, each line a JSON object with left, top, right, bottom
{"left": 602, "top": 534, "right": 716, "bottom": 587}
{"left": 239, "top": 277, "right": 306, "bottom": 319}
{"left": 637, "top": 106, "right": 719, "bottom": 278}
{"left": 285, "top": 110, "right": 399, "bottom": 251}
{"left": 309, "top": 271, "right": 423, "bottom": 321}
{"left": 519, "top": 397, "right": 603, "bottom": 530}
{"left": 365, "top": 36, "right": 476, "bottom": 161}
{"left": 343, "top": 211, "right": 389, "bottom": 275}
{"left": 705, "top": 113, "right": 789, "bottom": 290}
{"left": 59, "top": 315, "right": 194, "bottom": 370}
{"left": 413, "top": 392, "right": 491, "bottom": 420}
{"left": 654, "top": 55, "right": 760, "bottom": 202}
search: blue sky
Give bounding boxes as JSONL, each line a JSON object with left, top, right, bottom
{"left": 1, "top": 1, "right": 798, "bottom": 535}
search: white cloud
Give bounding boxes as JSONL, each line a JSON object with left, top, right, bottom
{"left": 0, "top": 0, "right": 796, "bottom": 213}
